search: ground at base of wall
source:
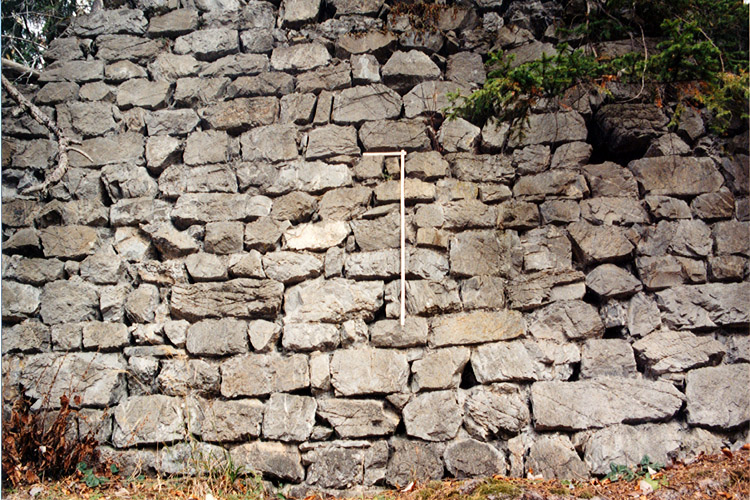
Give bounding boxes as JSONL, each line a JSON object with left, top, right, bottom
{"left": 4, "top": 446, "right": 749, "bottom": 500}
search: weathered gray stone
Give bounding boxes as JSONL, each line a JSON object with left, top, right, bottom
{"left": 351, "top": 54, "right": 380, "bottom": 84}
{"left": 174, "top": 28, "right": 239, "bottom": 61}
{"left": 403, "top": 390, "right": 462, "bottom": 441}
{"left": 280, "top": 93, "right": 317, "bottom": 123}
{"left": 713, "top": 220, "right": 750, "bottom": 256}
{"left": 199, "top": 97, "right": 277, "bottom": 133}
{"left": 172, "top": 193, "right": 271, "bottom": 226}
{"left": 402, "top": 81, "right": 466, "bottom": 118}
{"left": 271, "top": 191, "right": 317, "bottom": 223}
{"left": 72, "top": 8, "right": 146, "bottom": 36}
{"left": 448, "top": 152, "right": 515, "bottom": 183}
{"left": 230, "top": 442, "right": 304, "bottom": 482}
{"left": 645, "top": 133, "right": 691, "bottom": 157}
{"left": 629, "top": 156, "right": 724, "bottom": 196}
{"left": 241, "top": 124, "right": 298, "bottom": 163}
{"left": 633, "top": 330, "right": 725, "bottom": 375}
{"left": 1, "top": 320, "right": 49, "bottom": 353}
{"left": 336, "top": 30, "right": 396, "bottom": 59}
{"left": 439, "top": 118, "right": 481, "bottom": 153}
{"left": 344, "top": 249, "right": 398, "bottom": 280}
{"left": 359, "top": 119, "right": 430, "bottom": 151}
{"left": 95, "top": 35, "right": 161, "bottom": 61}
{"left": 330, "top": 347, "right": 408, "bottom": 396}
{"left": 580, "top": 339, "right": 637, "bottom": 379}
{"left": 247, "top": 319, "right": 281, "bottom": 352}
{"left": 460, "top": 276, "right": 506, "bottom": 310}
{"left": 404, "top": 151, "right": 449, "bottom": 180}
{"left": 124, "top": 284, "right": 159, "bottom": 323}
{"left": 82, "top": 322, "right": 129, "bottom": 351}
{"left": 271, "top": 43, "right": 330, "bottom": 71}
{"left": 388, "top": 279, "right": 462, "bottom": 316}
{"left": 228, "top": 251, "right": 266, "bottom": 279}
{"left": 568, "top": 221, "right": 634, "bottom": 264}
{"left": 691, "top": 187, "right": 735, "bottom": 220}
{"left": 446, "top": 51, "right": 485, "bottom": 86}
{"left": 450, "top": 230, "right": 514, "bottom": 277}
{"left": 513, "top": 169, "right": 589, "bottom": 200}
{"left": 351, "top": 212, "right": 400, "bottom": 251}
{"left": 686, "top": 363, "right": 750, "bottom": 428}
{"left": 147, "top": 9, "right": 198, "bottom": 37}
{"left": 2, "top": 281, "right": 41, "bottom": 321}
{"left": 39, "top": 225, "right": 98, "bottom": 259}
{"left": 509, "top": 112, "right": 587, "bottom": 147}
{"left": 332, "top": 84, "right": 402, "bottom": 125}
{"left": 148, "top": 53, "right": 202, "bottom": 82}
{"left": 40, "top": 280, "right": 99, "bottom": 325}
{"left": 512, "top": 144, "right": 551, "bottom": 175}
{"left": 282, "top": 322, "right": 339, "bottom": 351}
{"left": 171, "top": 279, "right": 283, "bottom": 321}
{"left": 508, "top": 269, "right": 586, "bottom": 311}
{"left": 201, "top": 53, "right": 270, "bottom": 78}
{"left": 596, "top": 103, "right": 669, "bottom": 154}
{"left": 186, "top": 318, "right": 248, "bottom": 356}
{"left": 220, "top": 352, "right": 309, "bottom": 397}
{"left": 709, "top": 255, "right": 746, "bottom": 281}
{"left": 581, "top": 198, "right": 648, "bottom": 226}
{"left": 306, "top": 125, "right": 359, "bottom": 160}
{"left": 520, "top": 226, "right": 571, "bottom": 272}
{"left": 40, "top": 60, "right": 104, "bottom": 83}
{"left": 296, "top": 61, "right": 351, "bottom": 93}
{"left": 302, "top": 440, "right": 388, "bottom": 489}
{"left": 262, "top": 251, "right": 322, "bottom": 284}
{"left": 183, "top": 130, "right": 228, "bottom": 165}
{"left": 531, "top": 377, "right": 684, "bottom": 430}
{"left": 283, "top": 221, "right": 349, "bottom": 251}
{"left": 656, "top": 283, "right": 750, "bottom": 329}
{"left": 58, "top": 101, "right": 116, "bottom": 137}
{"left": 267, "top": 160, "right": 352, "bottom": 195}
{"left": 386, "top": 438, "right": 443, "bottom": 487}
{"left": 116, "top": 79, "right": 170, "bottom": 110}
{"left": 411, "top": 347, "right": 470, "bottom": 391}
{"left": 577, "top": 423, "right": 686, "bottom": 475}
{"left": 20, "top": 352, "right": 126, "bottom": 408}
{"left": 382, "top": 50, "right": 440, "bottom": 92}
{"left": 198, "top": 398, "right": 262, "bottom": 441}
{"left": 145, "top": 109, "right": 200, "bottom": 136}
{"left": 551, "top": 142, "right": 592, "bottom": 169}
{"left": 464, "top": 384, "right": 529, "bottom": 439}
{"left": 375, "top": 179, "right": 436, "bottom": 204}
{"left": 228, "top": 72, "right": 294, "bottom": 98}
{"left": 430, "top": 310, "right": 524, "bottom": 347}
{"left": 445, "top": 439, "right": 506, "bottom": 478}
{"left": 101, "top": 164, "right": 157, "bottom": 201}
{"left": 473, "top": 340, "right": 580, "bottom": 383}
{"left": 157, "top": 358, "right": 220, "bottom": 396}
{"left": 243, "top": 217, "right": 290, "bottom": 253}
{"left": 203, "top": 221, "right": 243, "bottom": 255}
{"left": 585, "top": 264, "right": 642, "bottom": 298}
{"left": 263, "top": 393, "right": 316, "bottom": 442}
{"left": 318, "top": 186, "right": 372, "bottom": 221}
{"left": 527, "top": 300, "right": 604, "bottom": 342}
{"left": 527, "top": 435, "right": 589, "bottom": 480}
{"left": 280, "top": 0, "right": 320, "bottom": 26}
{"left": 317, "top": 399, "right": 399, "bottom": 438}
{"left": 645, "top": 195, "right": 692, "bottom": 220}
{"left": 140, "top": 222, "right": 198, "bottom": 258}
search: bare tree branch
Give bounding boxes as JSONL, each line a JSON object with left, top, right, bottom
{"left": 1, "top": 72, "right": 91, "bottom": 195}
{"left": 1, "top": 57, "right": 41, "bottom": 79}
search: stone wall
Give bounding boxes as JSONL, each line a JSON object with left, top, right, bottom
{"left": 2, "top": 0, "right": 749, "bottom": 495}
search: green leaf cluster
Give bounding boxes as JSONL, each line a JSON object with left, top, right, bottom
{"left": 448, "top": 0, "right": 749, "bottom": 135}
{"left": 76, "top": 462, "right": 108, "bottom": 488}
{"left": 604, "top": 455, "right": 665, "bottom": 483}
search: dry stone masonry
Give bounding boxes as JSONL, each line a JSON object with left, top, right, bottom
{"left": 2, "top": 0, "right": 749, "bottom": 496}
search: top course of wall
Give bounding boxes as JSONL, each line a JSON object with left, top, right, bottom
{"left": 2, "top": 0, "right": 749, "bottom": 496}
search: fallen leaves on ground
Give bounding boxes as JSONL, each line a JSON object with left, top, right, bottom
{"left": 3, "top": 446, "right": 748, "bottom": 500}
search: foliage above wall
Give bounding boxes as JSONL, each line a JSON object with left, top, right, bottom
{"left": 448, "top": 0, "right": 749, "bottom": 135}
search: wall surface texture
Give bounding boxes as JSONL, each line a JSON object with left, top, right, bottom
{"left": 2, "top": 0, "right": 749, "bottom": 495}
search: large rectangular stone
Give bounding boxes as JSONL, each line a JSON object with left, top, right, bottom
{"left": 170, "top": 279, "right": 283, "bottom": 321}
{"left": 220, "top": 353, "right": 309, "bottom": 397}
{"left": 429, "top": 310, "right": 525, "bottom": 347}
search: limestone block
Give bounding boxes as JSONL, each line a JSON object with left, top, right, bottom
{"left": 403, "top": 390, "right": 462, "bottom": 441}
{"left": 330, "top": 347, "right": 408, "bottom": 396}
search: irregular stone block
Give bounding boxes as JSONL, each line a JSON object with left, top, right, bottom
{"left": 200, "top": 399, "right": 263, "bottom": 442}
{"left": 514, "top": 169, "right": 589, "bottom": 200}
{"left": 199, "top": 96, "right": 278, "bottom": 133}
{"left": 520, "top": 226, "right": 572, "bottom": 272}
{"left": 448, "top": 152, "right": 515, "bottom": 183}
{"left": 332, "top": 84, "right": 402, "bottom": 125}
{"left": 2, "top": 281, "right": 41, "bottom": 321}
{"left": 509, "top": 111, "right": 587, "bottom": 147}
{"left": 580, "top": 339, "right": 637, "bottom": 379}
{"left": 267, "top": 160, "right": 352, "bottom": 195}
{"left": 330, "top": 348, "right": 409, "bottom": 396}
{"left": 146, "top": 109, "right": 200, "bottom": 136}
{"left": 302, "top": 440, "right": 387, "bottom": 489}
{"left": 263, "top": 393, "right": 316, "bottom": 442}
{"left": 464, "top": 384, "right": 529, "bottom": 439}
{"left": 403, "top": 390, "right": 462, "bottom": 441}
{"left": 359, "top": 119, "right": 430, "bottom": 151}
{"left": 220, "top": 352, "right": 309, "bottom": 397}
{"left": 568, "top": 220, "right": 634, "bottom": 264}
{"left": 473, "top": 340, "right": 580, "bottom": 383}
{"left": 382, "top": 50, "right": 441, "bottom": 92}
{"left": 96, "top": 34, "right": 161, "bottom": 61}
{"left": 527, "top": 435, "right": 588, "bottom": 480}
{"left": 171, "top": 279, "right": 283, "bottom": 321}
{"left": 40, "top": 280, "right": 99, "bottom": 325}
{"left": 147, "top": 9, "right": 199, "bottom": 37}
{"left": 596, "top": 103, "right": 668, "bottom": 154}
{"left": 271, "top": 43, "right": 330, "bottom": 71}
{"left": 282, "top": 322, "right": 339, "bottom": 351}
{"left": 1, "top": 320, "right": 49, "bottom": 354}
{"left": 686, "top": 363, "right": 750, "bottom": 428}
{"left": 72, "top": 8, "right": 147, "bottom": 36}
{"left": 430, "top": 310, "right": 524, "bottom": 347}
{"left": 174, "top": 28, "right": 239, "bottom": 61}
{"left": 633, "top": 330, "right": 725, "bottom": 375}
{"left": 351, "top": 212, "right": 400, "bottom": 251}
{"left": 82, "top": 322, "right": 129, "bottom": 351}
{"left": 450, "top": 230, "right": 514, "bottom": 277}
{"left": 629, "top": 156, "right": 724, "bottom": 196}
{"left": 345, "top": 250, "right": 399, "bottom": 280}
{"left": 656, "top": 283, "right": 750, "bottom": 329}
{"left": 39, "top": 225, "right": 98, "bottom": 259}
{"left": 385, "top": 438, "right": 443, "bottom": 487}
{"left": 186, "top": 318, "right": 249, "bottom": 356}
{"left": 241, "top": 124, "right": 298, "bottom": 163}
{"left": 230, "top": 442, "right": 304, "bottom": 482}
{"left": 20, "top": 352, "right": 126, "bottom": 409}
{"left": 411, "top": 347, "right": 469, "bottom": 391}
{"left": 263, "top": 252, "right": 323, "bottom": 284}
{"left": 531, "top": 377, "right": 684, "bottom": 430}
{"left": 157, "top": 358, "right": 220, "bottom": 396}
{"left": 527, "top": 300, "right": 604, "bottom": 342}
{"left": 172, "top": 193, "right": 271, "bottom": 226}
{"left": 306, "top": 124, "right": 359, "bottom": 160}
{"left": 317, "top": 399, "right": 399, "bottom": 438}
{"left": 285, "top": 278, "right": 383, "bottom": 323}
{"left": 319, "top": 186, "right": 372, "bottom": 221}
{"left": 586, "top": 264, "right": 642, "bottom": 298}
{"left": 445, "top": 439, "right": 506, "bottom": 478}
